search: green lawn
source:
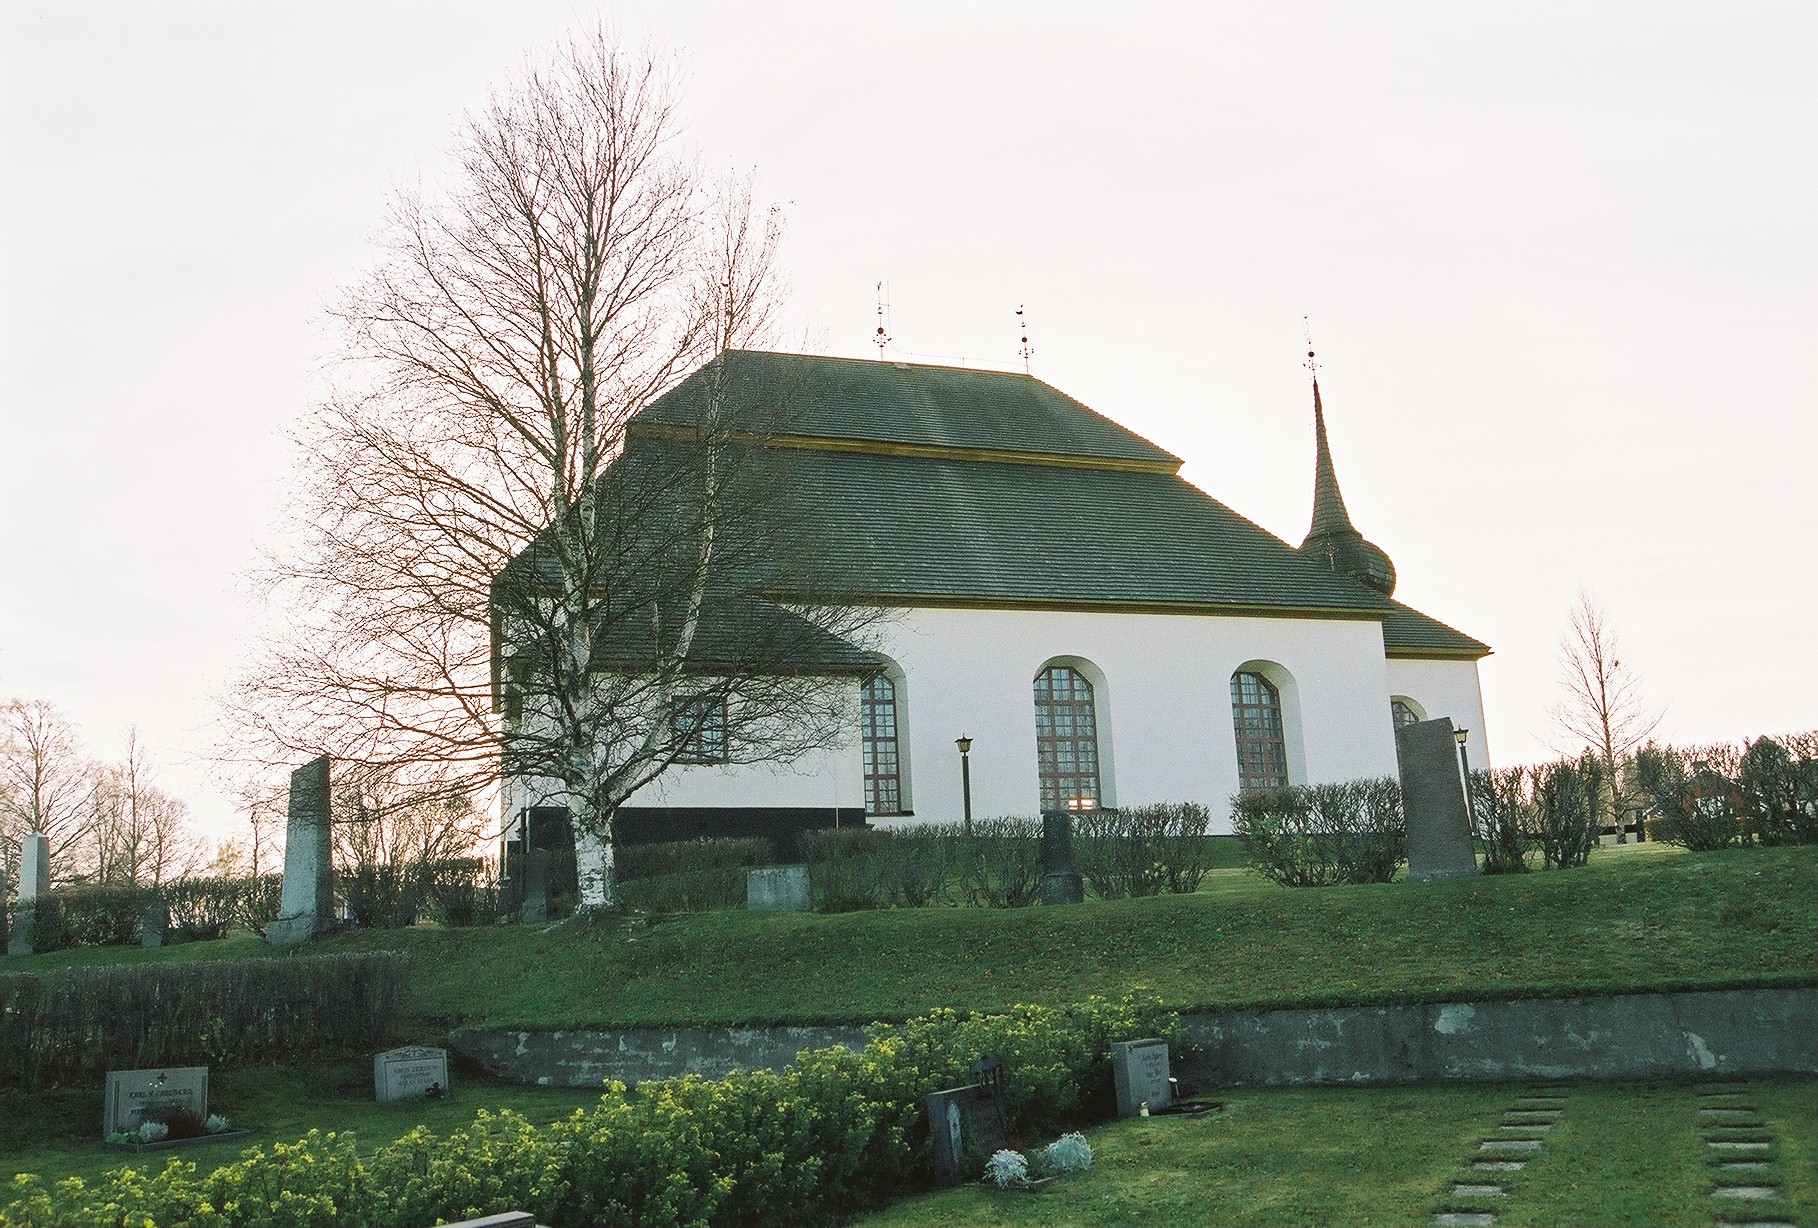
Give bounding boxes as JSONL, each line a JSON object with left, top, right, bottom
{"left": 0, "top": 1059, "right": 605, "bottom": 1188}
{"left": 857, "top": 1075, "right": 1818, "bottom": 1228}
{"left": 16, "top": 843, "right": 1810, "bottom": 1031}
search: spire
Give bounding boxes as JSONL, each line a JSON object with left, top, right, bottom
{"left": 1298, "top": 362, "right": 1397, "bottom": 597}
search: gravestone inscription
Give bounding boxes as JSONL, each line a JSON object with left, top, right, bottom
{"left": 926, "top": 1083, "right": 1007, "bottom": 1186}
{"left": 103, "top": 1067, "right": 209, "bottom": 1137}
{"left": 1396, "top": 717, "right": 1479, "bottom": 883}
{"left": 374, "top": 1045, "right": 450, "bottom": 1102}
{"left": 746, "top": 865, "right": 811, "bottom": 912}
{"left": 1112, "top": 1037, "right": 1173, "bottom": 1117}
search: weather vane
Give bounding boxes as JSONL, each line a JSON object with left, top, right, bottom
{"left": 1302, "top": 315, "right": 1320, "bottom": 379}
{"left": 875, "top": 282, "right": 891, "bottom": 358}
{"left": 1017, "top": 305, "right": 1033, "bottom": 374}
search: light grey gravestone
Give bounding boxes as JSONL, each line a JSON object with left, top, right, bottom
{"left": 7, "top": 832, "right": 51, "bottom": 958}
{"left": 1396, "top": 717, "right": 1479, "bottom": 883}
{"left": 266, "top": 756, "right": 335, "bottom": 946}
{"left": 746, "top": 865, "right": 811, "bottom": 912}
{"left": 103, "top": 1066, "right": 209, "bottom": 1137}
{"left": 373, "top": 1045, "right": 450, "bottom": 1102}
{"left": 1112, "top": 1037, "right": 1173, "bottom": 1118}
{"left": 140, "top": 898, "right": 169, "bottom": 948}
{"left": 926, "top": 1083, "right": 1007, "bottom": 1186}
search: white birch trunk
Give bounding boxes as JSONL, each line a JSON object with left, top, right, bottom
{"left": 574, "top": 822, "right": 618, "bottom": 909}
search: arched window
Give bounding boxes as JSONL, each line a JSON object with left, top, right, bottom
{"left": 1391, "top": 698, "right": 1422, "bottom": 729}
{"left": 861, "top": 675, "right": 904, "bottom": 815}
{"left": 1230, "top": 671, "right": 1289, "bottom": 791}
{"left": 1034, "top": 665, "right": 1101, "bottom": 811}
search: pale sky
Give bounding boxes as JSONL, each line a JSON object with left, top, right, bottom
{"left": 3, "top": 1, "right": 1813, "bottom": 843}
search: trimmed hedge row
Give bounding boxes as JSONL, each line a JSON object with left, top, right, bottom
{"left": 1231, "top": 778, "right": 1405, "bottom": 887}
{"left": 0, "top": 993, "right": 1173, "bottom": 1228}
{"left": 19, "top": 876, "right": 284, "bottom": 953}
{"left": 1637, "top": 732, "right": 1818, "bottom": 851}
{"left": 0, "top": 953, "right": 409, "bottom": 1090}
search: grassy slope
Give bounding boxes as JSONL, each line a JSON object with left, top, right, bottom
{"left": 13, "top": 844, "right": 1816, "bottom": 1030}
{"left": 856, "top": 1075, "right": 1818, "bottom": 1228}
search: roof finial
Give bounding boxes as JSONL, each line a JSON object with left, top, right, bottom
{"left": 874, "top": 282, "right": 891, "bottom": 359}
{"left": 1017, "top": 304, "right": 1033, "bottom": 374}
{"left": 1303, "top": 315, "right": 1319, "bottom": 381}
{"left": 1296, "top": 325, "right": 1398, "bottom": 597}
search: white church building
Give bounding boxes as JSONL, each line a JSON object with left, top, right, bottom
{"left": 500, "top": 350, "right": 1490, "bottom": 844}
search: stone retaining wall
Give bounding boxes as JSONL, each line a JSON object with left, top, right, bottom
{"left": 448, "top": 987, "right": 1816, "bottom": 1089}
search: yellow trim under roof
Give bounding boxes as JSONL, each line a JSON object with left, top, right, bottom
{"left": 628, "top": 422, "right": 1183, "bottom": 475}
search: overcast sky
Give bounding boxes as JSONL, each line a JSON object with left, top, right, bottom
{"left": 2, "top": 1, "right": 1813, "bottom": 843}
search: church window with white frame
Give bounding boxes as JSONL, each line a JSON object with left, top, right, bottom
{"left": 1230, "top": 671, "right": 1289, "bottom": 791}
{"left": 1033, "top": 665, "right": 1102, "bottom": 811}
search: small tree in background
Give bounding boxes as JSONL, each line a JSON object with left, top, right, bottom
{"left": 1548, "top": 590, "right": 1665, "bottom": 842}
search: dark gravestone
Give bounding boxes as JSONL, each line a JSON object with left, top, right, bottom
{"left": 926, "top": 1083, "right": 1008, "bottom": 1186}
{"left": 267, "top": 756, "right": 335, "bottom": 946}
{"left": 1039, "top": 811, "right": 1085, "bottom": 906}
{"left": 140, "top": 899, "right": 169, "bottom": 948}
{"left": 1396, "top": 717, "right": 1479, "bottom": 883}
{"left": 522, "top": 849, "right": 552, "bottom": 924}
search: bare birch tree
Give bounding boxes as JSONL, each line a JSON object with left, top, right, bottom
{"left": 0, "top": 698, "right": 98, "bottom": 881}
{"left": 1548, "top": 589, "right": 1665, "bottom": 840}
{"left": 228, "top": 29, "right": 872, "bottom": 908}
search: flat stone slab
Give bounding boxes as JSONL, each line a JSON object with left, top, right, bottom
{"left": 1502, "top": 1110, "right": 1561, "bottom": 1121}
{"left": 1720, "top": 1162, "right": 1771, "bottom": 1172}
{"left": 1472, "top": 1161, "right": 1527, "bottom": 1172}
{"left": 1497, "top": 1122, "right": 1553, "bottom": 1130}
{"left": 1708, "top": 1141, "right": 1771, "bottom": 1152}
{"left": 1701, "top": 1108, "right": 1763, "bottom": 1118}
{"left": 1433, "top": 1215, "right": 1497, "bottom": 1227}
{"left": 1712, "top": 1187, "right": 1780, "bottom": 1200}
{"left": 1480, "top": 1139, "right": 1542, "bottom": 1152}
{"left": 1525, "top": 1084, "right": 1576, "bottom": 1093}
{"left": 1452, "top": 1185, "right": 1506, "bottom": 1197}
{"left": 1695, "top": 1082, "right": 1749, "bottom": 1093}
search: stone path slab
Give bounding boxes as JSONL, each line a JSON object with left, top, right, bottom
{"left": 1480, "top": 1139, "right": 1542, "bottom": 1152}
{"left": 1502, "top": 1110, "right": 1561, "bottom": 1121}
{"left": 1720, "top": 1161, "right": 1771, "bottom": 1172}
{"left": 1496, "top": 1123, "right": 1553, "bottom": 1133}
{"left": 1472, "top": 1160, "right": 1526, "bottom": 1172}
{"left": 1452, "top": 1184, "right": 1506, "bottom": 1197}
{"left": 1708, "top": 1141, "right": 1771, "bottom": 1152}
{"left": 1712, "top": 1186, "right": 1780, "bottom": 1200}
{"left": 1433, "top": 1215, "right": 1496, "bottom": 1227}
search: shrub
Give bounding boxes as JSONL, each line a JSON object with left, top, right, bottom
{"left": 25, "top": 884, "right": 156, "bottom": 952}
{"left": 956, "top": 817, "right": 1044, "bottom": 908}
{"left": 800, "top": 827, "right": 892, "bottom": 912}
{"left": 617, "top": 837, "right": 773, "bottom": 879}
{"left": 1635, "top": 743, "right": 1746, "bottom": 852}
{"left": 1232, "top": 778, "right": 1405, "bottom": 887}
{"left": 341, "top": 858, "right": 490, "bottom": 929}
{"left": 1074, "top": 804, "right": 1213, "bottom": 898}
{"left": 1739, "top": 732, "right": 1818, "bottom": 846}
{"left": 1529, "top": 753, "right": 1605, "bottom": 868}
{"left": 619, "top": 867, "right": 751, "bottom": 914}
{"left": 1471, "top": 766, "right": 1533, "bottom": 874}
{"left": 1041, "top": 1132, "right": 1093, "bottom": 1174}
{"left": 0, "top": 953, "right": 408, "bottom": 1089}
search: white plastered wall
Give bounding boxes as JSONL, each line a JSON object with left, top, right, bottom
{"left": 1384, "top": 657, "right": 1493, "bottom": 770}
{"left": 870, "top": 606, "right": 1402, "bottom": 835}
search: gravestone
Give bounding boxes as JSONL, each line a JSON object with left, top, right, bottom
{"left": 746, "top": 865, "right": 811, "bottom": 912}
{"left": 103, "top": 1066, "right": 209, "bottom": 1137}
{"left": 266, "top": 756, "right": 335, "bottom": 946}
{"left": 7, "top": 832, "right": 50, "bottom": 958}
{"left": 140, "top": 898, "right": 169, "bottom": 948}
{"left": 521, "top": 848, "right": 551, "bottom": 924}
{"left": 1396, "top": 717, "right": 1479, "bottom": 883}
{"left": 926, "top": 1083, "right": 1007, "bottom": 1186}
{"left": 1112, "top": 1037, "right": 1174, "bottom": 1117}
{"left": 373, "top": 1045, "right": 450, "bottom": 1102}
{"left": 1039, "top": 811, "right": 1084, "bottom": 905}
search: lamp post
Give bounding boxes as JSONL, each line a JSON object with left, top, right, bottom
{"left": 1453, "top": 727, "right": 1474, "bottom": 831}
{"left": 955, "top": 736, "right": 974, "bottom": 836}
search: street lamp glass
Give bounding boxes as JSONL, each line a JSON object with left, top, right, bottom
{"left": 1453, "top": 729, "right": 1470, "bottom": 746}
{"left": 955, "top": 736, "right": 973, "bottom": 755}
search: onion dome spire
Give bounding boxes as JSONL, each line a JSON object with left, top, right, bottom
{"left": 1298, "top": 356, "right": 1397, "bottom": 597}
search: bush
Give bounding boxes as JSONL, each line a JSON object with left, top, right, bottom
{"left": 956, "top": 818, "right": 1044, "bottom": 908}
{"left": 1635, "top": 743, "right": 1746, "bottom": 852}
{"left": 342, "top": 859, "right": 489, "bottom": 930}
{"left": 1232, "top": 778, "right": 1405, "bottom": 887}
{"left": 1074, "top": 803, "right": 1213, "bottom": 898}
{"left": 618, "top": 868, "right": 751, "bottom": 915}
{"left": 25, "top": 884, "right": 156, "bottom": 952}
{"left": 1530, "top": 753, "right": 1605, "bottom": 868}
{"left": 1470, "top": 767, "right": 1534, "bottom": 874}
{"left": 1739, "top": 732, "right": 1818, "bottom": 846}
{"left": 0, "top": 953, "right": 408, "bottom": 1090}
{"left": 617, "top": 837, "right": 773, "bottom": 880}
{"left": 800, "top": 827, "right": 893, "bottom": 912}
{"left": 1, "top": 993, "right": 1174, "bottom": 1228}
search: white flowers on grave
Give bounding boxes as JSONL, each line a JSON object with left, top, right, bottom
{"left": 138, "top": 1121, "right": 170, "bottom": 1143}
{"left": 206, "top": 1114, "right": 231, "bottom": 1134}
{"left": 1042, "top": 1132, "right": 1094, "bottom": 1173}
{"left": 984, "top": 1149, "right": 1029, "bottom": 1188}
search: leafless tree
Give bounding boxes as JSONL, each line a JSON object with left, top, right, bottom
{"left": 1548, "top": 589, "right": 1665, "bottom": 840}
{"left": 331, "top": 764, "right": 490, "bottom": 870}
{"left": 89, "top": 729, "right": 204, "bottom": 886}
{"left": 0, "top": 697, "right": 99, "bottom": 882}
{"left": 226, "top": 29, "right": 873, "bottom": 908}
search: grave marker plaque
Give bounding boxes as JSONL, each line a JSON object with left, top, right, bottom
{"left": 746, "top": 865, "right": 811, "bottom": 912}
{"left": 103, "top": 1067, "right": 209, "bottom": 1138}
{"left": 1112, "top": 1037, "right": 1173, "bottom": 1118}
{"left": 925, "top": 1083, "right": 1007, "bottom": 1186}
{"left": 374, "top": 1045, "right": 450, "bottom": 1102}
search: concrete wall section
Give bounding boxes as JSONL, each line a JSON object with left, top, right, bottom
{"left": 449, "top": 1023, "right": 874, "bottom": 1087}
{"left": 1177, "top": 988, "right": 1817, "bottom": 1087}
{"left": 1384, "top": 658, "right": 1491, "bottom": 770}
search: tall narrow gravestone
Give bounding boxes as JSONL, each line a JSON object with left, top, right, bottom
{"left": 926, "top": 1084, "right": 1007, "bottom": 1186}
{"left": 7, "top": 832, "right": 50, "bottom": 958}
{"left": 1039, "top": 811, "right": 1084, "bottom": 906}
{"left": 1396, "top": 717, "right": 1479, "bottom": 883}
{"left": 266, "top": 756, "right": 335, "bottom": 946}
